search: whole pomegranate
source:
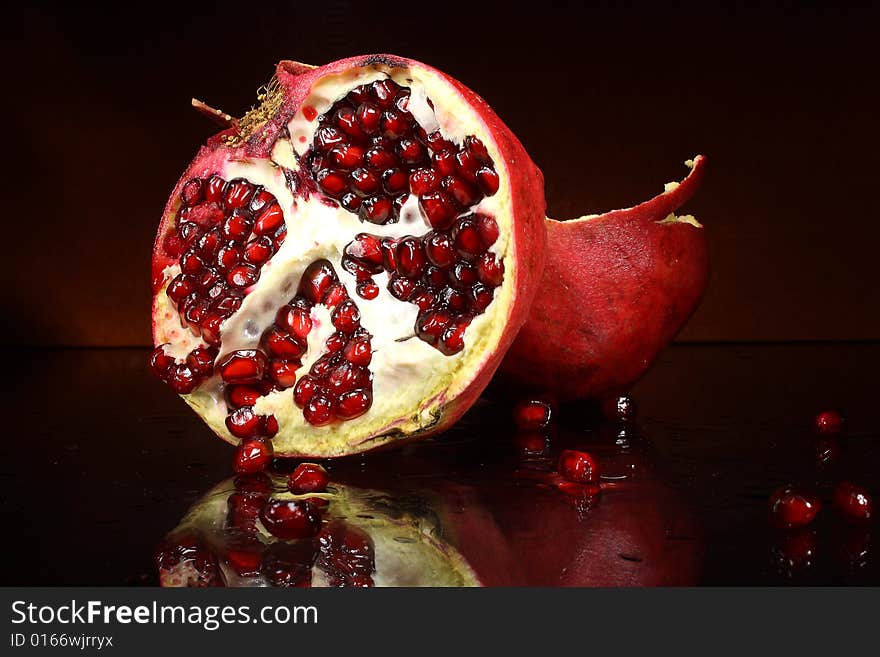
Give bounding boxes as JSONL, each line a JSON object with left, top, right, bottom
{"left": 150, "top": 55, "right": 546, "bottom": 457}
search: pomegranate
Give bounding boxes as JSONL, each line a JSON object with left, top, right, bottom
{"left": 498, "top": 156, "right": 708, "bottom": 400}
{"left": 150, "top": 55, "right": 545, "bottom": 457}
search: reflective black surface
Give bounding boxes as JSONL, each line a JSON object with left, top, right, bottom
{"left": 1, "top": 343, "right": 877, "bottom": 585}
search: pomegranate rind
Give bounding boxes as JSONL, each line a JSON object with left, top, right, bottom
{"left": 157, "top": 477, "right": 482, "bottom": 587}
{"left": 150, "top": 55, "right": 546, "bottom": 456}
{"left": 498, "top": 156, "right": 708, "bottom": 401}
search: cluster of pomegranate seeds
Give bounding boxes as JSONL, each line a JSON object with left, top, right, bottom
{"left": 260, "top": 498, "right": 323, "bottom": 540}
{"left": 288, "top": 463, "right": 329, "bottom": 494}
{"left": 317, "top": 520, "right": 376, "bottom": 587}
{"left": 768, "top": 485, "right": 821, "bottom": 530}
{"left": 154, "top": 535, "right": 223, "bottom": 587}
{"left": 557, "top": 449, "right": 600, "bottom": 484}
{"left": 341, "top": 213, "right": 503, "bottom": 354}
{"left": 833, "top": 482, "right": 874, "bottom": 525}
{"left": 307, "top": 78, "right": 499, "bottom": 227}
{"left": 150, "top": 176, "right": 287, "bottom": 394}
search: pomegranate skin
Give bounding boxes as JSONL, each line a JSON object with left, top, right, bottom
{"left": 498, "top": 156, "right": 708, "bottom": 401}
{"left": 151, "top": 55, "right": 546, "bottom": 456}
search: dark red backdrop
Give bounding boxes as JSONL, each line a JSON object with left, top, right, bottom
{"left": 4, "top": 1, "right": 878, "bottom": 345}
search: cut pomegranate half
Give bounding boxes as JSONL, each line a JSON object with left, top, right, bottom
{"left": 151, "top": 55, "right": 546, "bottom": 456}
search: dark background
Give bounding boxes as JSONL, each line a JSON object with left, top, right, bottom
{"left": 2, "top": 0, "right": 878, "bottom": 346}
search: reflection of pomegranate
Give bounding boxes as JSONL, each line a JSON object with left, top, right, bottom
{"left": 150, "top": 55, "right": 547, "bottom": 457}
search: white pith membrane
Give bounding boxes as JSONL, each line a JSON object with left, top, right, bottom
{"left": 152, "top": 63, "right": 516, "bottom": 456}
{"left": 157, "top": 478, "right": 480, "bottom": 587}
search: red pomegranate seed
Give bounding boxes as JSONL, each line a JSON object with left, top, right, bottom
{"left": 450, "top": 262, "right": 479, "bottom": 289}
{"left": 227, "top": 490, "right": 268, "bottom": 533}
{"left": 452, "top": 217, "right": 484, "bottom": 258}
{"left": 476, "top": 167, "right": 500, "bottom": 195}
{"left": 381, "top": 168, "right": 408, "bottom": 194}
{"left": 288, "top": 463, "right": 329, "bottom": 494}
{"left": 222, "top": 210, "right": 254, "bottom": 242}
{"left": 304, "top": 395, "right": 334, "bottom": 426}
{"left": 316, "top": 169, "right": 348, "bottom": 197}
{"left": 417, "top": 309, "right": 451, "bottom": 344}
{"left": 558, "top": 450, "right": 600, "bottom": 484}
{"left": 443, "top": 176, "right": 479, "bottom": 209}
{"left": 475, "top": 214, "right": 500, "bottom": 247}
{"left": 768, "top": 486, "right": 821, "bottom": 530}
{"left": 359, "top": 195, "right": 393, "bottom": 224}
{"left": 356, "top": 103, "right": 381, "bottom": 133}
{"left": 343, "top": 335, "right": 372, "bottom": 366}
{"left": 425, "top": 131, "right": 452, "bottom": 153}
{"left": 298, "top": 260, "right": 337, "bottom": 303}
{"left": 224, "top": 179, "right": 254, "bottom": 209}
{"left": 814, "top": 410, "right": 843, "bottom": 435}
{"left": 356, "top": 281, "right": 379, "bottom": 300}
{"left": 388, "top": 274, "right": 417, "bottom": 301}
{"left": 345, "top": 233, "right": 384, "bottom": 266}
{"left": 476, "top": 252, "right": 504, "bottom": 286}
{"left": 254, "top": 204, "right": 284, "bottom": 236}
{"left": 276, "top": 305, "right": 313, "bottom": 341}
{"left": 168, "top": 364, "right": 199, "bottom": 394}
{"left": 365, "top": 147, "right": 397, "bottom": 170}
{"left": 432, "top": 150, "right": 456, "bottom": 177}
{"left": 439, "top": 316, "right": 470, "bottom": 355}
{"left": 314, "top": 126, "right": 345, "bottom": 152}
{"left": 227, "top": 263, "right": 259, "bottom": 288}
{"left": 215, "top": 244, "right": 240, "bottom": 271}
{"left": 326, "top": 362, "right": 362, "bottom": 394}
{"left": 262, "top": 327, "right": 306, "bottom": 359}
{"left": 179, "top": 250, "right": 205, "bottom": 275}
{"left": 225, "top": 542, "right": 264, "bottom": 577}
{"left": 201, "top": 313, "right": 225, "bottom": 345}
{"left": 323, "top": 282, "right": 347, "bottom": 307}
{"left": 243, "top": 236, "right": 274, "bottom": 265}
{"left": 335, "top": 106, "right": 367, "bottom": 141}
{"left": 260, "top": 499, "right": 322, "bottom": 540}
{"left": 148, "top": 345, "right": 175, "bottom": 379}
{"left": 329, "top": 144, "right": 366, "bottom": 169}
{"left": 455, "top": 149, "right": 480, "bottom": 181}
{"left": 226, "top": 405, "right": 263, "bottom": 439}
{"left": 325, "top": 332, "right": 347, "bottom": 353}
{"left": 181, "top": 178, "right": 204, "bottom": 206}
{"left": 409, "top": 168, "right": 439, "bottom": 195}
{"left": 233, "top": 439, "right": 274, "bottom": 474}
{"left": 186, "top": 346, "right": 216, "bottom": 377}
{"left": 397, "top": 138, "right": 425, "bottom": 164}
{"left": 419, "top": 191, "right": 456, "bottom": 229}
{"left": 293, "top": 375, "right": 318, "bottom": 407}
{"left": 332, "top": 300, "right": 361, "bottom": 333}
{"left": 380, "top": 238, "right": 399, "bottom": 270}
{"left": 249, "top": 188, "right": 275, "bottom": 213}
{"left": 163, "top": 232, "right": 183, "bottom": 258}
{"left": 439, "top": 287, "right": 467, "bottom": 313}
{"left": 469, "top": 284, "right": 494, "bottom": 312}
{"left": 205, "top": 174, "right": 226, "bottom": 202}
{"left": 350, "top": 168, "right": 381, "bottom": 196}
{"left": 219, "top": 350, "right": 268, "bottom": 384}
{"left": 397, "top": 237, "right": 427, "bottom": 279}
{"left": 268, "top": 359, "right": 299, "bottom": 389}
{"left": 197, "top": 228, "right": 222, "bottom": 259}
{"left": 833, "top": 482, "right": 873, "bottom": 525}
{"left": 337, "top": 389, "right": 372, "bottom": 420}
{"left": 226, "top": 385, "right": 262, "bottom": 408}
{"left": 423, "top": 231, "right": 456, "bottom": 267}
{"left": 513, "top": 399, "right": 554, "bottom": 430}
{"left": 380, "top": 108, "right": 409, "bottom": 138}
{"left": 262, "top": 414, "right": 279, "bottom": 438}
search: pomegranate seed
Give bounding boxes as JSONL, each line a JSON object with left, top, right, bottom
{"left": 276, "top": 305, "right": 313, "bottom": 341}
{"left": 335, "top": 106, "right": 367, "bottom": 141}
{"left": 475, "top": 214, "right": 500, "bottom": 247}
{"left": 233, "top": 439, "right": 274, "bottom": 474}
{"left": 260, "top": 499, "right": 322, "bottom": 540}
{"left": 452, "top": 216, "right": 484, "bottom": 258}
{"left": 166, "top": 276, "right": 194, "bottom": 304}
{"left": 163, "top": 232, "right": 183, "bottom": 258}
{"left": 371, "top": 78, "right": 399, "bottom": 107}
{"left": 317, "top": 521, "right": 376, "bottom": 586}
{"left": 227, "top": 263, "right": 259, "bottom": 288}
{"left": 268, "top": 359, "right": 299, "bottom": 389}
{"left": 380, "top": 109, "right": 409, "bottom": 138}
{"left": 226, "top": 406, "right": 264, "bottom": 439}
{"left": 249, "top": 188, "right": 275, "bottom": 213}
{"left": 455, "top": 149, "right": 480, "bottom": 181}
{"left": 422, "top": 231, "right": 456, "bottom": 268}
{"left": 179, "top": 250, "right": 205, "bottom": 275}
{"left": 325, "top": 332, "right": 347, "bottom": 353}
{"left": 316, "top": 169, "right": 348, "bottom": 198}
{"left": 186, "top": 347, "right": 216, "bottom": 377}
{"left": 216, "top": 244, "right": 241, "bottom": 271}
{"left": 340, "top": 193, "right": 362, "bottom": 212}
{"left": 423, "top": 265, "right": 447, "bottom": 288}
{"left": 439, "top": 287, "right": 467, "bottom": 312}
{"left": 293, "top": 375, "right": 318, "bottom": 407}
{"left": 439, "top": 316, "right": 470, "bottom": 355}
{"left": 219, "top": 350, "right": 268, "bottom": 384}
{"left": 323, "top": 282, "right": 348, "bottom": 307}
{"left": 197, "top": 228, "right": 223, "bottom": 259}
{"left": 365, "top": 147, "right": 397, "bottom": 170}
{"left": 359, "top": 196, "right": 393, "bottom": 224}
{"left": 263, "top": 542, "right": 315, "bottom": 588}
{"left": 397, "top": 138, "right": 426, "bottom": 164}
{"left": 356, "top": 103, "right": 381, "bottom": 134}
{"left": 425, "top": 131, "right": 452, "bottom": 153}
{"left": 181, "top": 178, "right": 204, "bottom": 206}
{"left": 262, "top": 414, "right": 279, "bottom": 437}
{"left": 417, "top": 309, "right": 451, "bottom": 344}
{"left": 227, "top": 490, "right": 268, "bottom": 533}
{"left": 168, "top": 364, "right": 199, "bottom": 394}
{"left": 381, "top": 168, "right": 408, "bottom": 194}
{"left": 513, "top": 399, "right": 554, "bottom": 430}
{"left": 350, "top": 168, "right": 381, "bottom": 196}
{"left": 833, "top": 482, "right": 873, "bottom": 525}
{"left": 205, "top": 174, "right": 226, "bottom": 202}
{"left": 432, "top": 150, "right": 456, "bottom": 177}
{"left": 298, "top": 260, "right": 337, "bottom": 304}
{"left": 224, "top": 179, "right": 254, "bottom": 209}
{"left": 314, "top": 126, "right": 345, "bottom": 152}
{"left": 148, "top": 345, "right": 175, "bottom": 379}
{"left": 304, "top": 395, "right": 334, "bottom": 426}
{"left": 469, "top": 284, "right": 494, "bottom": 312}
{"left": 329, "top": 144, "right": 366, "bottom": 169}
{"left": 225, "top": 540, "right": 264, "bottom": 577}
{"left": 558, "top": 450, "right": 600, "bottom": 484}
{"left": 397, "top": 237, "right": 427, "bottom": 279}
{"left": 450, "top": 262, "right": 479, "bottom": 289}
{"left": 199, "top": 269, "right": 223, "bottom": 292}
{"left": 262, "top": 327, "right": 306, "bottom": 359}
{"left": 356, "top": 281, "right": 379, "bottom": 299}
{"left": 388, "top": 274, "right": 417, "bottom": 301}
{"left": 332, "top": 300, "right": 361, "bottom": 333}
{"left": 343, "top": 335, "right": 372, "bottom": 366}
{"left": 768, "top": 486, "right": 821, "bottom": 530}
{"left": 603, "top": 395, "right": 637, "bottom": 423}
{"left": 419, "top": 191, "right": 456, "bottom": 229}
{"left": 408, "top": 168, "right": 439, "bottom": 196}
{"left": 254, "top": 204, "right": 284, "bottom": 235}
{"left": 222, "top": 210, "right": 254, "bottom": 242}
{"left": 326, "top": 362, "right": 361, "bottom": 394}
{"left": 243, "top": 236, "right": 274, "bottom": 265}
{"left": 815, "top": 410, "right": 843, "bottom": 434}
{"left": 288, "top": 463, "right": 329, "bottom": 494}
{"left": 476, "top": 166, "right": 500, "bottom": 195}
{"left": 443, "top": 176, "right": 479, "bottom": 209}
{"left": 337, "top": 389, "right": 372, "bottom": 420}
{"left": 381, "top": 238, "right": 399, "bottom": 270}
{"left": 201, "top": 313, "right": 225, "bottom": 345}
{"left": 476, "top": 252, "right": 504, "bottom": 286}
{"left": 226, "top": 385, "right": 262, "bottom": 408}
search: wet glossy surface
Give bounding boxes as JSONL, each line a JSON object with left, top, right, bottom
{"left": 1, "top": 343, "right": 878, "bottom": 585}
